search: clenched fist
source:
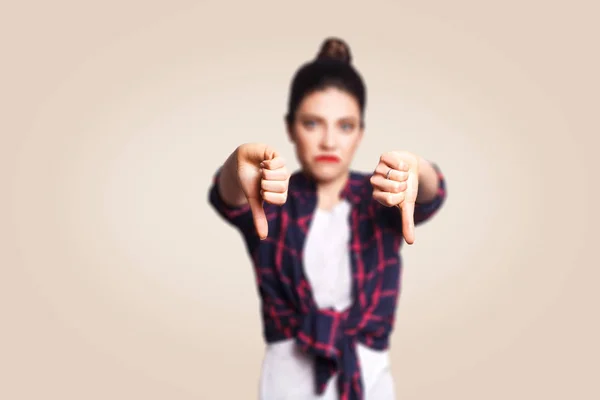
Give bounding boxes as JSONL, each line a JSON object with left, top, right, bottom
{"left": 370, "top": 151, "right": 420, "bottom": 244}
{"left": 236, "top": 143, "right": 290, "bottom": 239}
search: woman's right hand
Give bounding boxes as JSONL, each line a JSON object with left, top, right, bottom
{"left": 236, "top": 143, "right": 290, "bottom": 239}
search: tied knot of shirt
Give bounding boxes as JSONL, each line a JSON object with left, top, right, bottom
{"left": 295, "top": 307, "right": 364, "bottom": 400}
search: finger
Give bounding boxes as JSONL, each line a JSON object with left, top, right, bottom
{"left": 400, "top": 201, "right": 416, "bottom": 244}
{"left": 263, "top": 146, "right": 278, "bottom": 161}
{"left": 370, "top": 174, "right": 408, "bottom": 193}
{"left": 247, "top": 197, "right": 268, "bottom": 240}
{"left": 261, "top": 156, "right": 285, "bottom": 170}
{"left": 261, "top": 190, "right": 287, "bottom": 206}
{"left": 374, "top": 162, "right": 389, "bottom": 177}
{"left": 261, "top": 179, "right": 287, "bottom": 194}
{"left": 261, "top": 167, "right": 289, "bottom": 181}
{"left": 379, "top": 152, "right": 410, "bottom": 172}
{"left": 372, "top": 190, "right": 405, "bottom": 207}
{"left": 374, "top": 163, "right": 409, "bottom": 182}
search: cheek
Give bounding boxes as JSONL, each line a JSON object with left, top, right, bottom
{"left": 294, "top": 132, "right": 318, "bottom": 157}
{"left": 340, "top": 134, "right": 362, "bottom": 157}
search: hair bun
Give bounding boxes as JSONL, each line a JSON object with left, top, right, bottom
{"left": 316, "top": 37, "right": 352, "bottom": 64}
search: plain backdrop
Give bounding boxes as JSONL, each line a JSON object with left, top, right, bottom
{"left": 1, "top": 1, "right": 598, "bottom": 399}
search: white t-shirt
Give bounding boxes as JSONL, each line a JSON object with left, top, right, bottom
{"left": 259, "top": 200, "right": 396, "bottom": 399}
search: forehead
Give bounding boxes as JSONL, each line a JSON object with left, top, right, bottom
{"left": 296, "top": 87, "right": 360, "bottom": 119}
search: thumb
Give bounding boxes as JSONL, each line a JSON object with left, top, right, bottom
{"left": 248, "top": 196, "right": 268, "bottom": 240}
{"left": 400, "top": 201, "right": 416, "bottom": 245}
{"left": 263, "top": 146, "right": 277, "bottom": 162}
{"left": 240, "top": 143, "right": 277, "bottom": 165}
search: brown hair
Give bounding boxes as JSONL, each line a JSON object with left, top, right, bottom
{"left": 285, "top": 37, "right": 366, "bottom": 127}
{"left": 316, "top": 37, "right": 353, "bottom": 64}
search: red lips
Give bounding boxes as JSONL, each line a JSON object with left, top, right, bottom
{"left": 314, "top": 155, "right": 341, "bottom": 163}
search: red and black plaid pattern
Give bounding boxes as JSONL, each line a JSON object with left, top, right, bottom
{"left": 209, "top": 166, "right": 446, "bottom": 400}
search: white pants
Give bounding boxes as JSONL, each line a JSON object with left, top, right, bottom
{"left": 259, "top": 340, "right": 396, "bottom": 400}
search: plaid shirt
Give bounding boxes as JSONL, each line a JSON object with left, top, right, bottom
{"left": 209, "top": 165, "right": 446, "bottom": 400}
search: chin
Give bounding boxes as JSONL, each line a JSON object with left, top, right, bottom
{"left": 307, "top": 164, "right": 346, "bottom": 183}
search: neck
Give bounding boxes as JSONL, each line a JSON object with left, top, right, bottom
{"left": 316, "top": 171, "right": 349, "bottom": 210}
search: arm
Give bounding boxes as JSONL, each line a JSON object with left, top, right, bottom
{"left": 413, "top": 158, "right": 446, "bottom": 225}
{"left": 217, "top": 146, "right": 249, "bottom": 208}
{"left": 416, "top": 157, "right": 441, "bottom": 204}
{"left": 208, "top": 158, "right": 253, "bottom": 235}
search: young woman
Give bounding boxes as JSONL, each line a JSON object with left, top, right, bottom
{"left": 209, "top": 38, "right": 447, "bottom": 400}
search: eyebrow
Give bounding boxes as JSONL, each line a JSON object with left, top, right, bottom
{"left": 297, "top": 113, "right": 324, "bottom": 121}
{"left": 297, "top": 113, "right": 357, "bottom": 123}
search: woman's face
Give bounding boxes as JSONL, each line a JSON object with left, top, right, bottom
{"left": 288, "top": 87, "right": 364, "bottom": 183}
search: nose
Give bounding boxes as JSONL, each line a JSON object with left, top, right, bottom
{"left": 319, "top": 128, "right": 336, "bottom": 150}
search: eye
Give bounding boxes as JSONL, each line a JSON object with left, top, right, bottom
{"left": 340, "top": 122, "right": 354, "bottom": 132}
{"left": 302, "top": 120, "right": 318, "bottom": 130}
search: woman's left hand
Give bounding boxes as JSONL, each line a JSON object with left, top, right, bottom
{"left": 370, "top": 151, "right": 420, "bottom": 244}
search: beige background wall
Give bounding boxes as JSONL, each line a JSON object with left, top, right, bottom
{"left": 1, "top": 1, "right": 598, "bottom": 399}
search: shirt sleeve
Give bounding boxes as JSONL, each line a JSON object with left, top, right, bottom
{"left": 413, "top": 161, "right": 447, "bottom": 225}
{"left": 208, "top": 167, "right": 256, "bottom": 234}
